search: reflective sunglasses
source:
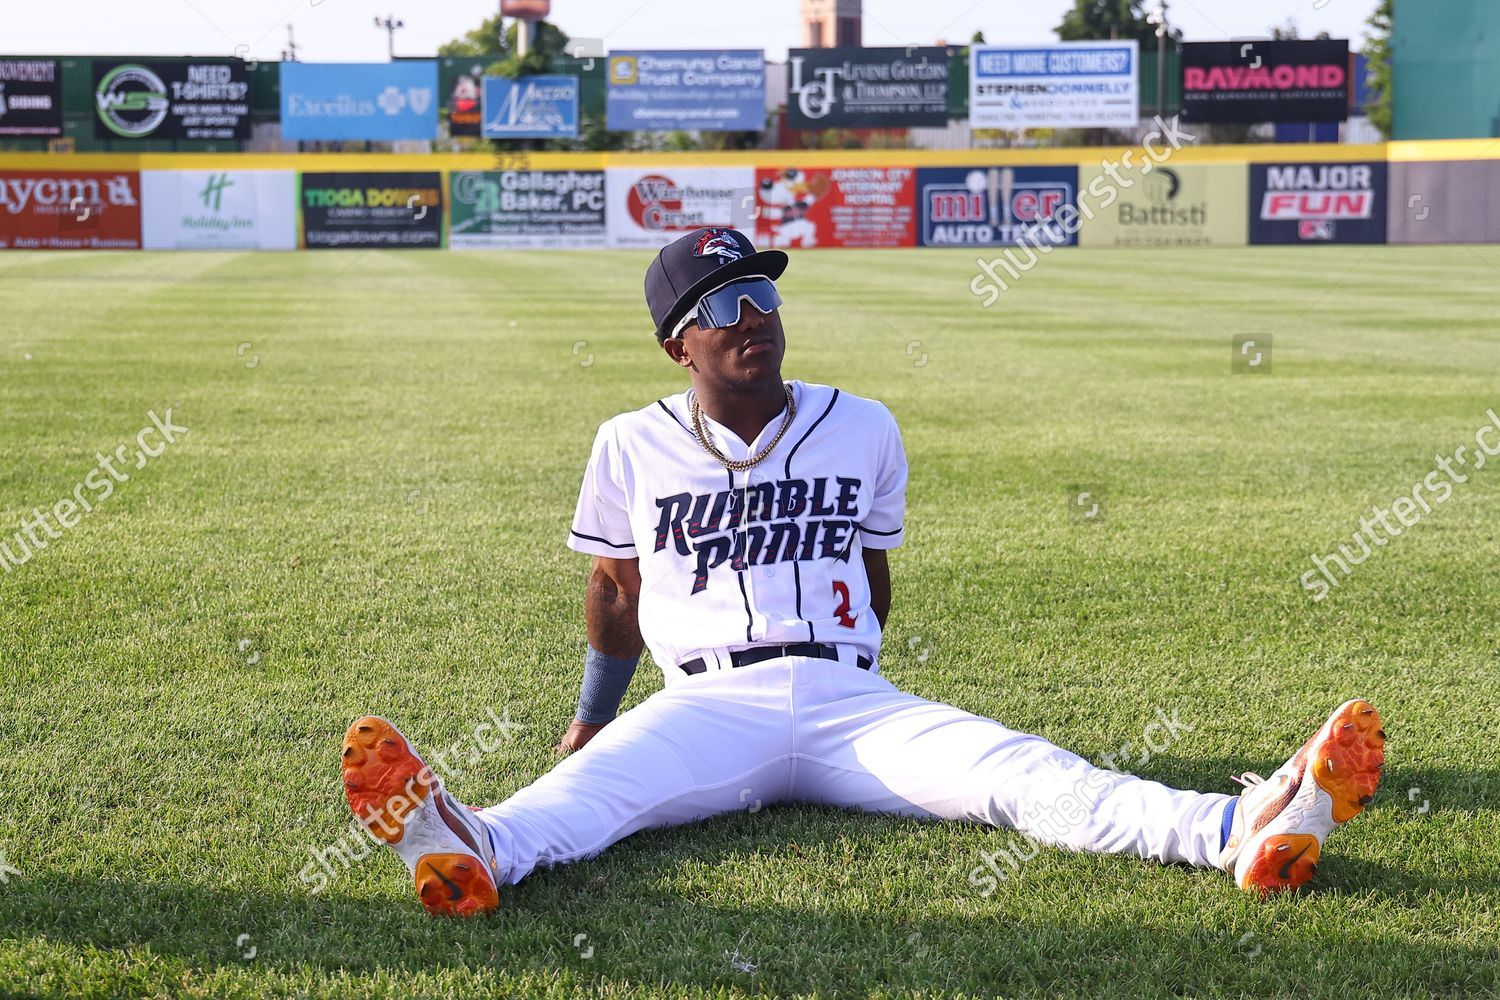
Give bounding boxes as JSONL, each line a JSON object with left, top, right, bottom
{"left": 671, "top": 278, "right": 782, "bottom": 338}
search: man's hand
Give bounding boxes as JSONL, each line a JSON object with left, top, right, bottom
{"left": 555, "top": 719, "right": 607, "bottom": 754}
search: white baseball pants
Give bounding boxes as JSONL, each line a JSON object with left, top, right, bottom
{"left": 476, "top": 656, "right": 1232, "bottom": 885}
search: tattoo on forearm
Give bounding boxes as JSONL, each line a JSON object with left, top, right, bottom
{"left": 586, "top": 575, "right": 644, "bottom": 658}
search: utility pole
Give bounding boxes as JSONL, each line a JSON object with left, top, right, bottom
{"left": 1147, "top": 1, "right": 1169, "bottom": 118}
{"left": 374, "top": 14, "right": 405, "bottom": 61}
{"left": 281, "top": 24, "right": 299, "bottom": 62}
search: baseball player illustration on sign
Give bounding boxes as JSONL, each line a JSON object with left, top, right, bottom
{"left": 340, "top": 227, "right": 1386, "bottom": 916}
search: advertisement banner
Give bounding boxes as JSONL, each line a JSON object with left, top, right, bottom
{"left": 0, "top": 59, "right": 63, "bottom": 136}
{"left": 1180, "top": 40, "right": 1349, "bottom": 123}
{"left": 605, "top": 167, "right": 755, "bottom": 248}
{"left": 1249, "top": 161, "right": 1386, "bottom": 244}
{"left": 754, "top": 167, "right": 915, "bottom": 248}
{"left": 606, "top": 50, "right": 765, "bottom": 131}
{"left": 445, "top": 63, "right": 484, "bottom": 137}
{"left": 0, "top": 171, "right": 141, "bottom": 249}
{"left": 91, "top": 59, "right": 250, "bottom": 140}
{"left": 969, "top": 42, "right": 1139, "bottom": 129}
{"left": 482, "top": 75, "right": 579, "bottom": 138}
{"left": 916, "top": 166, "right": 1078, "bottom": 248}
{"left": 449, "top": 170, "right": 606, "bottom": 249}
{"left": 787, "top": 47, "right": 951, "bottom": 128}
{"left": 299, "top": 172, "right": 442, "bottom": 249}
{"left": 280, "top": 62, "right": 439, "bottom": 141}
{"left": 141, "top": 171, "right": 296, "bottom": 250}
{"left": 1077, "top": 162, "right": 1247, "bottom": 247}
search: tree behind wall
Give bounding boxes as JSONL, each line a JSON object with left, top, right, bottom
{"left": 1362, "top": 0, "right": 1394, "bottom": 138}
{"left": 1056, "top": 0, "right": 1180, "bottom": 45}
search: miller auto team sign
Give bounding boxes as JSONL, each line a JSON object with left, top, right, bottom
{"left": 1180, "top": 40, "right": 1350, "bottom": 123}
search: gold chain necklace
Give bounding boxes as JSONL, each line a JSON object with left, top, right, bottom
{"left": 690, "top": 383, "right": 797, "bottom": 472}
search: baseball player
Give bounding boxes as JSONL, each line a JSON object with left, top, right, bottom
{"left": 341, "top": 227, "right": 1386, "bottom": 917}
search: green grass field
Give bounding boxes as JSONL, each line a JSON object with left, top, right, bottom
{"left": 1, "top": 245, "right": 1498, "bottom": 998}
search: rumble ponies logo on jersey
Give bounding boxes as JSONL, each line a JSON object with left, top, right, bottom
{"left": 654, "top": 476, "right": 865, "bottom": 594}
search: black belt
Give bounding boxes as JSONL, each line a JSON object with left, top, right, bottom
{"left": 678, "top": 642, "right": 872, "bottom": 676}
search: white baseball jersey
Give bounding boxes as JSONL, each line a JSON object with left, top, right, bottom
{"left": 567, "top": 380, "right": 907, "bottom": 678}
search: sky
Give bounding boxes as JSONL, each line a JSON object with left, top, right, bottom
{"left": 6, "top": 0, "right": 1381, "bottom": 64}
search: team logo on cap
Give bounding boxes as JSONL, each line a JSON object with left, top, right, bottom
{"left": 693, "top": 228, "right": 743, "bottom": 263}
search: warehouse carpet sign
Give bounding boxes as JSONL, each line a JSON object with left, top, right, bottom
{"left": 300, "top": 172, "right": 442, "bottom": 248}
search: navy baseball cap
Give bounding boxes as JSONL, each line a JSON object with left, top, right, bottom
{"left": 644, "top": 227, "right": 788, "bottom": 342}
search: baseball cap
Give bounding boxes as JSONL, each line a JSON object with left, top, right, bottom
{"left": 644, "top": 227, "right": 789, "bottom": 342}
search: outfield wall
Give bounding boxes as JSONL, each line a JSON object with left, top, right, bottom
{"left": 2, "top": 140, "right": 1497, "bottom": 251}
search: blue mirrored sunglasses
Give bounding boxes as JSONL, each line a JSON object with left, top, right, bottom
{"left": 672, "top": 278, "right": 782, "bottom": 338}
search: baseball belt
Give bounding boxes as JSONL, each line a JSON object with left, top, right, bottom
{"left": 677, "top": 642, "right": 872, "bottom": 676}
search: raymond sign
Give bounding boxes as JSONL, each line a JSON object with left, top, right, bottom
{"left": 0, "top": 171, "right": 142, "bottom": 249}
{"left": 1181, "top": 40, "right": 1350, "bottom": 123}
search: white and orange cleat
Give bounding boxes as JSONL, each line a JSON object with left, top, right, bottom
{"left": 1219, "top": 699, "right": 1386, "bottom": 896}
{"left": 341, "top": 716, "right": 501, "bottom": 917}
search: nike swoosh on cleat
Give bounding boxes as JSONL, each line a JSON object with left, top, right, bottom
{"left": 428, "top": 861, "right": 463, "bottom": 902}
{"left": 1278, "top": 843, "right": 1311, "bottom": 881}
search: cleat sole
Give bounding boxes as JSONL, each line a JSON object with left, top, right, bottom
{"left": 342, "top": 716, "right": 433, "bottom": 844}
{"left": 1312, "top": 700, "right": 1385, "bottom": 824}
{"left": 416, "top": 853, "right": 500, "bottom": 917}
{"left": 1239, "top": 833, "right": 1321, "bottom": 895}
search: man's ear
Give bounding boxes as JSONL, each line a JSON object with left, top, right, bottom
{"left": 661, "top": 335, "right": 693, "bottom": 369}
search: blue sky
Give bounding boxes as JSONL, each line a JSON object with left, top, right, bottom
{"left": 6, "top": 1, "right": 1381, "bottom": 63}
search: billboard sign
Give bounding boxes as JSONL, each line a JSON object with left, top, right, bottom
{"left": 786, "top": 47, "right": 951, "bottom": 128}
{"left": 605, "top": 167, "right": 755, "bottom": 248}
{"left": 141, "top": 170, "right": 296, "bottom": 250}
{"left": 280, "top": 62, "right": 439, "bottom": 140}
{"left": 1181, "top": 40, "right": 1349, "bottom": 123}
{"left": 917, "top": 166, "right": 1078, "bottom": 247}
{"left": 1078, "top": 162, "right": 1247, "bottom": 247}
{"left": 969, "top": 42, "right": 1139, "bottom": 129}
{"left": 449, "top": 170, "right": 606, "bottom": 249}
{"left": 754, "top": 167, "right": 916, "bottom": 248}
{"left": 1250, "top": 161, "right": 1386, "bottom": 244}
{"left": 446, "top": 65, "right": 484, "bottom": 136}
{"left": 92, "top": 59, "right": 251, "bottom": 140}
{"left": 0, "top": 171, "right": 141, "bottom": 249}
{"left": 482, "top": 75, "right": 579, "bottom": 138}
{"left": 300, "top": 172, "right": 442, "bottom": 248}
{"left": 606, "top": 50, "right": 765, "bottom": 131}
{"left": 0, "top": 59, "right": 63, "bottom": 136}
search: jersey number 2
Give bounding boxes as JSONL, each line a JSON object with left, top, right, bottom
{"left": 831, "top": 581, "right": 856, "bottom": 629}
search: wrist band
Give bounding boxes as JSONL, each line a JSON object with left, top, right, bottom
{"left": 575, "top": 645, "right": 640, "bottom": 724}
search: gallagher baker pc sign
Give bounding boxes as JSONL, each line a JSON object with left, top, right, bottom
{"left": 969, "top": 41, "right": 1138, "bottom": 129}
{"left": 280, "top": 62, "right": 439, "bottom": 141}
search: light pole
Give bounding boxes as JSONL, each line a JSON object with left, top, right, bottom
{"left": 1147, "top": 1, "right": 1169, "bottom": 118}
{"left": 374, "top": 14, "right": 405, "bottom": 61}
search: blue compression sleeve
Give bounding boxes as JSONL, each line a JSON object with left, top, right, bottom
{"left": 575, "top": 645, "right": 640, "bottom": 724}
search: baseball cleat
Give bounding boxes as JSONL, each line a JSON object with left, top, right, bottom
{"left": 341, "top": 716, "right": 501, "bottom": 917}
{"left": 1218, "top": 698, "right": 1385, "bottom": 896}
